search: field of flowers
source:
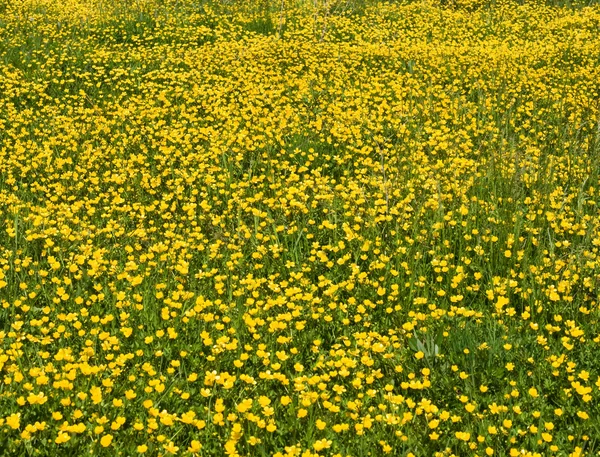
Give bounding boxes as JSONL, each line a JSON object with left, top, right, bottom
{"left": 1, "top": 0, "right": 600, "bottom": 455}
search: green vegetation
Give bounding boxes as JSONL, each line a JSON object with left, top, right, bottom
{"left": 1, "top": 0, "right": 600, "bottom": 456}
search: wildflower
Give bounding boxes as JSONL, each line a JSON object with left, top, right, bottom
{"left": 6, "top": 414, "right": 20, "bottom": 430}
{"left": 100, "top": 435, "right": 113, "bottom": 447}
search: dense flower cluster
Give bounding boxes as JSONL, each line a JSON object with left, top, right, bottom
{"left": 1, "top": 0, "right": 600, "bottom": 456}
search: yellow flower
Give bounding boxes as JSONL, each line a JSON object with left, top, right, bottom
{"left": 542, "top": 433, "right": 553, "bottom": 443}
{"left": 6, "top": 414, "right": 20, "bottom": 430}
{"left": 528, "top": 387, "right": 539, "bottom": 398}
{"left": 248, "top": 436, "right": 262, "bottom": 446}
{"left": 313, "top": 439, "right": 332, "bottom": 451}
{"left": 55, "top": 432, "right": 71, "bottom": 444}
{"left": 163, "top": 441, "right": 179, "bottom": 454}
{"left": 455, "top": 431, "right": 470, "bottom": 441}
{"left": 188, "top": 440, "right": 202, "bottom": 453}
{"left": 258, "top": 396, "right": 271, "bottom": 407}
{"left": 496, "top": 296, "right": 509, "bottom": 309}
{"left": 100, "top": 435, "right": 113, "bottom": 447}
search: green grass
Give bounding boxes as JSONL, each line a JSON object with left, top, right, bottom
{"left": 1, "top": 0, "right": 600, "bottom": 456}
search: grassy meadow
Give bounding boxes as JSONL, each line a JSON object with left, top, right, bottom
{"left": 1, "top": 0, "right": 600, "bottom": 455}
